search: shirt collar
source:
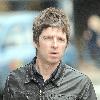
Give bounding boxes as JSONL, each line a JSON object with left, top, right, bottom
{"left": 24, "top": 57, "right": 65, "bottom": 87}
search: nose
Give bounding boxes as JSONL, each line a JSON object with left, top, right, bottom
{"left": 51, "top": 37, "right": 58, "bottom": 49}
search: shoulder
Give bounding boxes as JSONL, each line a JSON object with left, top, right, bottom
{"left": 6, "top": 62, "right": 33, "bottom": 82}
{"left": 60, "top": 64, "right": 92, "bottom": 87}
{"left": 64, "top": 64, "right": 90, "bottom": 78}
{"left": 56, "top": 64, "right": 94, "bottom": 97}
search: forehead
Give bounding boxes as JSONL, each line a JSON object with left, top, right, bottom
{"left": 41, "top": 27, "right": 66, "bottom": 36}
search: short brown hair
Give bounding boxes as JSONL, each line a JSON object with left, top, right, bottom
{"left": 32, "top": 7, "right": 70, "bottom": 44}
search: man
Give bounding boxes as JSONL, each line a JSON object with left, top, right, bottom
{"left": 3, "top": 7, "right": 97, "bottom": 100}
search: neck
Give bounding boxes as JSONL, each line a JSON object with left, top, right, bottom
{"left": 35, "top": 57, "right": 60, "bottom": 81}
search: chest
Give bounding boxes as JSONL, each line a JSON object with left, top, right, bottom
{"left": 14, "top": 82, "right": 78, "bottom": 100}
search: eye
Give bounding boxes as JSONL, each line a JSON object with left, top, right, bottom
{"left": 42, "top": 36, "right": 47, "bottom": 40}
{"left": 58, "top": 37, "right": 65, "bottom": 42}
{"left": 43, "top": 36, "right": 52, "bottom": 40}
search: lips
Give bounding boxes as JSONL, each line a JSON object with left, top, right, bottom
{"left": 50, "top": 52, "right": 59, "bottom": 54}
{"left": 49, "top": 52, "right": 59, "bottom": 58}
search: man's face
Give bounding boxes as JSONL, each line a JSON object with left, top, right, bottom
{"left": 36, "top": 27, "right": 67, "bottom": 65}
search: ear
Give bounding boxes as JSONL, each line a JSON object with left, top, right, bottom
{"left": 33, "top": 42, "right": 37, "bottom": 48}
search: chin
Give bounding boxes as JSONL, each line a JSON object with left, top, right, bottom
{"left": 49, "top": 59, "right": 60, "bottom": 64}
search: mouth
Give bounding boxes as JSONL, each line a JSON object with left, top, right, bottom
{"left": 49, "top": 52, "right": 59, "bottom": 57}
{"left": 50, "top": 52, "right": 59, "bottom": 54}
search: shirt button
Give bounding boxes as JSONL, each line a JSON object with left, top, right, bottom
{"left": 26, "top": 95, "right": 29, "bottom": 99}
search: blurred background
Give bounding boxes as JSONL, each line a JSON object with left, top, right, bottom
{"left": 0, "top": 0, "right": 100, "bottom": 99}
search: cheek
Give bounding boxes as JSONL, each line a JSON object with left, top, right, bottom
{"left": 60, "top": 46, "right": 66, "bottom": 54}
{"left": 61, "top": 44, "right": 67, "bottom": 50}
{"left": 39, "top": 43, "right": 50, "bottom": 54}
{"left": 40, "top": 43, "right": 49, "bottom": 49}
